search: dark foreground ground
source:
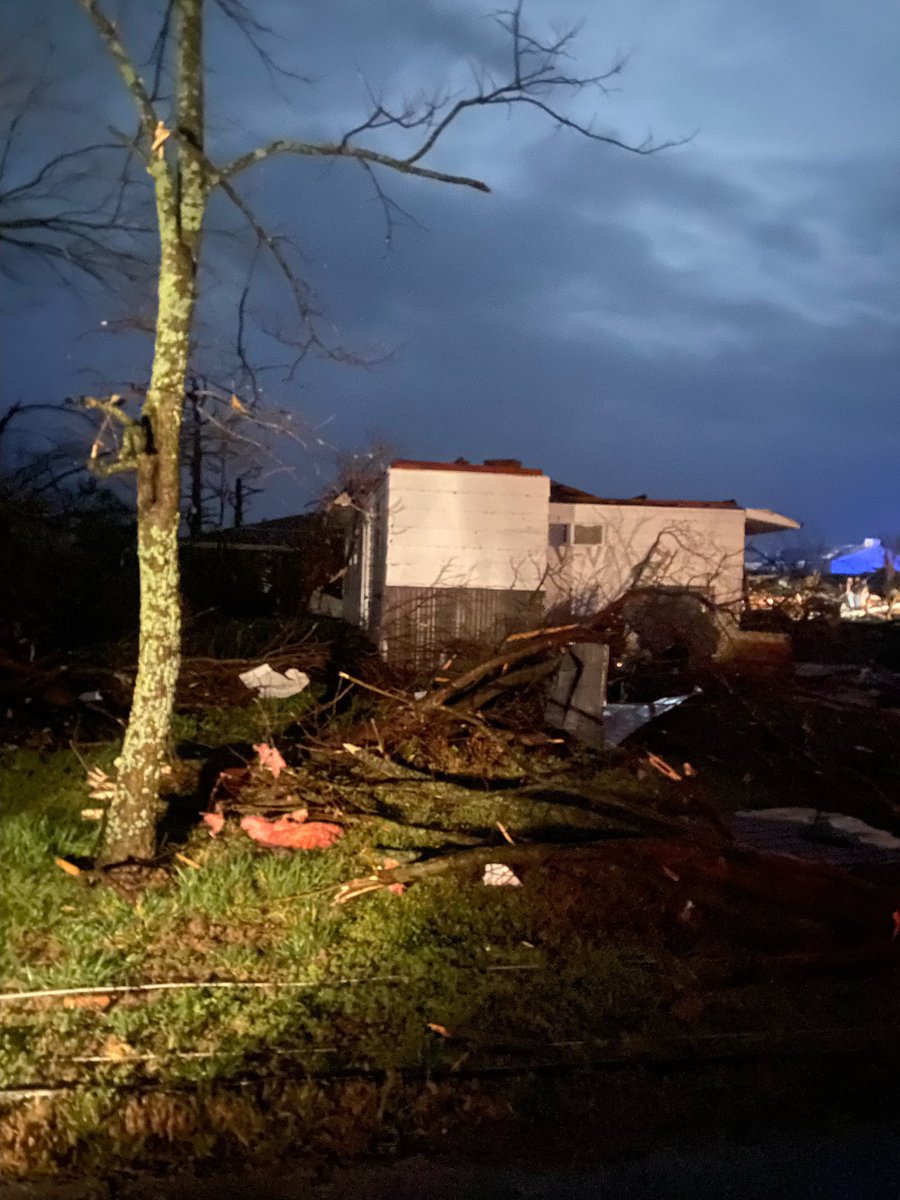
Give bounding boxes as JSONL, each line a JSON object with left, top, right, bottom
{"left": 5, "top": 1120, "right": 900, "bottom": 1200}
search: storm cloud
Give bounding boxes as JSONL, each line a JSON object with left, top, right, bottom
{"left": 2, "top": 0, "right": 898, "bottom": 542}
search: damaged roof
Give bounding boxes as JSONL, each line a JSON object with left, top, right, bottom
{"left": 549, "top": 481, "right": 741, "bottom": 509}
{"left": 552, "top": 483, "right": 801, "bottom": 533}
{"left": 387, "top": 460, "right": 799, "bottom": 532}
{"left": 391, "top": 458, "right": 544, "bottom": 476}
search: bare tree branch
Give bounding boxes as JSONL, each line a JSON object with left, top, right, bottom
{"left": 212, "top": 0, "right": 314, "bottom": 91}
{"left": 214, "top": 1, "right": 687, "bottom": 191}
{"left": 357, "top": 157, "right": 428, "bottom": 248}
{"left": 0, "top": 78, "right": 153, "bottom": 285}
{"left": 145, "top": 0, "right": 177, "bottom": 105}
{"left": 214, "top": 139, "right": 491, "bottom": 193}
{"left": 215, "top": 174, "right": 323, "bottom": 338}
{"left": 77, "top": 0, "right": 160, "bottom": 146}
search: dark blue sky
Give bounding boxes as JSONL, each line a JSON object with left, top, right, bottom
{"left": 2, "top": 0, "right": 899, "bottom": 544}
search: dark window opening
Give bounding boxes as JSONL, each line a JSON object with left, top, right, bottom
{"left": 573, "top": 525, "right": 603, "bottom": 545}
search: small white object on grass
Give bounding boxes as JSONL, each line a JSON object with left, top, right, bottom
{"left": 482, "top": 863, "right": 522, "bottom": 887}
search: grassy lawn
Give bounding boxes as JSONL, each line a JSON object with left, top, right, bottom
{"left": 0, "top": 719, "right": 681, "bottom": 1174}
{"left": 3, "top": 696, "right": 900, "bottom": 1177}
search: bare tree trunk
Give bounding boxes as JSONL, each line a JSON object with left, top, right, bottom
{"left": 217, "top": 448, "right": 227, "bottom": 528}
{"left": 99, "top": 264, "right": 196, "bottom": 864}
{"left": 98, "top": 0, "right": 205, "bottom": 865}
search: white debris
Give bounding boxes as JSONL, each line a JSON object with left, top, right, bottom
{"left": 78, "top": 691, "right": 103, "bottom": 703}
{"left": 482, "top": 863, "right": 523, "bottom": 887}
{"left": 238, "top": 664, "right": 310, "bottom": 700}
{"left": 827, "top": 813, "right": 900, "bottom": 851}
{"left": 732, "top": 806, "right": 900, "bottom": 863}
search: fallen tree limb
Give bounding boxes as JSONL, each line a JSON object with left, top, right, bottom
{"left": 425, "top": 585, "right": 724, "bottom": 709}
{"left": 425, "top": 630, "right": 584, "bottom": 708}
{"left": 337, "top": 671, "right": 511, "bottom": 741}
{"left": 504, "top": 623, "right": 582, "bottom": 643}
{"left": 349, "top": 812, "right": 486, "bottom": 845}
{"left": 340, "top": 742, "right": 430, "bottom": 780}
{"left": 467, "top": 659, "right": 558, "bottom": 711}
{"left": 422, "top": 593, "right": 646, "bottom": 708}
{"left": 316, "top": 745, "right": 688, "bottom": 840}
{"left": 346, "top": 832, "right": 656, "bottom": 893}
{"left": 337, "top": 671, "right": 412, "bottom": 706}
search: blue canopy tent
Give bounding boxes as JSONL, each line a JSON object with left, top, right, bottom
{"left": 827, "top": 538, "right": 900, "bottom": 575}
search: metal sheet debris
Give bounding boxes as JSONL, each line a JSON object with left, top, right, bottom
{"left": 602, "top": 692, "right": 696, "bottom": 747}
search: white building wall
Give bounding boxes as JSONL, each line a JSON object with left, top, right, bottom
{"left": 545, "top": 501, "right": 746, "bottom": 616}
{"left": 384, "top": 466, "right": 550, "bottom": 592}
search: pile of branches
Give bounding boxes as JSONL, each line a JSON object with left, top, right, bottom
{"left": 308, "top": 616, "right": 629, "bottom": 776}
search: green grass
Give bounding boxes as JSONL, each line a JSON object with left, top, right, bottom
{"left": 6, "top": 722, "right": 895, "bottom": 1177}
{"left": 0, "top": 741, "right": 671, "bottom": 1111}
{"left": 170, "top": 692, "right": 320, "bottom": 745}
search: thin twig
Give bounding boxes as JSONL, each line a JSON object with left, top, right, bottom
{"left": 0, "top": 964, "right": 543, "bottom": 1006}
{"left": 337, "top": 670, "right": 413, "bottom": 706}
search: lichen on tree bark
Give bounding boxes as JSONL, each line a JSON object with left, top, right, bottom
{"left": 93, "top": 0, "right": 206, "bottom": 865}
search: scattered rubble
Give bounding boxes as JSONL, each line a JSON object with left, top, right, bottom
{"left": 0, "top": 637, "right": 332, "bottom": 742}
{"left": 747, "top": 567, "right": 900, "bottom": 626}
{"left": 7, "top": 584, "right": 900, "bottom": 960}
{"left": 746, "top": 574, "right": 840, "bottom": 623}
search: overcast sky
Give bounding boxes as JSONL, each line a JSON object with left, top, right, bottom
{"left": 2, "top": 0, "right": 899, "bottom": 543}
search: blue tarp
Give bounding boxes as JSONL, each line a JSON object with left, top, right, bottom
{"left": 828, "top": 538, "right": 900, "bottom": 575}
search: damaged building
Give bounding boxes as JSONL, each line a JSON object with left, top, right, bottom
{"left": 342, "top": 458, "right": 799, "bottom": 665}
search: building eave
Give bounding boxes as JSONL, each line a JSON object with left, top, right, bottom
{"left": 744, "top": 508, "right": 802, "bottom": 537}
